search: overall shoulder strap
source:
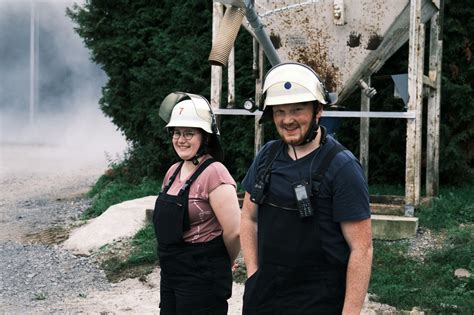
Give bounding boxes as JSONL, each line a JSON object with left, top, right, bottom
{"left": 311, "top": 142, "right": 346, "bottom": 195}
{"left": 259, "top": 140, "right": 284, "bottom": 180}
{"left": 162, "top": 162, "right": 184, "bottom": 193}
{"left": 178, "top": 158, "right": 216, "bottom": 196}
{"left": 249, "top": 140, "right": 284, "bottom": 204}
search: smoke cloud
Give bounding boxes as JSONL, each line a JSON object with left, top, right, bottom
{"left": 0, "top": 0, "right": 127, "bottom": 176}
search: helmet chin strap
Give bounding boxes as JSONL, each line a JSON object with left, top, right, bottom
{"left": 295, "top": 110, "right": 319, "bottom": 146}
{"left": 187, "top": 135, "right": 208, "bottom": 165}
{"left": 188, "top": 149, "right": 205, "bottom": 165}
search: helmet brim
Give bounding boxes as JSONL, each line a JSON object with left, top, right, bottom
{"left": 165, "top": 119, "right": 213, "bottom": 134}
{"left": 264, "top": 89, "right": 323, "bottom": 107}
{"left": 258, "top": 92, "right": 338, "bottom": 124}
{"left": 258, "top": 106, "right": 273, "bottom": 124}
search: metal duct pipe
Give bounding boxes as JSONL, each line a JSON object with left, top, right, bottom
{"left": 209, "top": 0, "right": 281, "bottom": 67}
{"left": 243, "top": 1, "right": 281, "bottom": 66}
{"left": 209, "top": 6, "right": 245, "bottom": 66}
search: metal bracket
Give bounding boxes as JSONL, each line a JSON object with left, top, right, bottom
{"left": 358, "top": 79, "right": 377, "bottom": 98}
{"left": 404, "top": 204, "right": 415, "bottom": 217}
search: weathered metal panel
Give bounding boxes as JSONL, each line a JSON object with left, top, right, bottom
{"left": 252, "top": 0, "right": 437, "bottom": 103}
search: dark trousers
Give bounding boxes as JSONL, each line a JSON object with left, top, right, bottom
{"left": 243, "top": 264, "right": 346, "bottom": 315}
{"left": 159, "top": 237, "right": 232, "bottom": 315}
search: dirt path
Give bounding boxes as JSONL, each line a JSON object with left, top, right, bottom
{"left": 34, "top": 268, "right": 245, "bottom": 315}
{"left": 0, "top": 143, "right": 105, "bottom": 242}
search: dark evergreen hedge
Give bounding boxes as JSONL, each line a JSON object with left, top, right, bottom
{"left": 67, "top": 0, "right": 473, "bottom": 186}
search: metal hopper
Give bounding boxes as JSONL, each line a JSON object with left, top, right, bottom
{"left": 254, "top": 0, "right": 438, "bottom": 102}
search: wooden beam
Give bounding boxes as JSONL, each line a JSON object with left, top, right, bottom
{"left": 426, "top": 9, "right": 443, "bottom": 197}
{"left": 254, "top": 38, "right": 264, "bottom": 155}
{"left": 360, "top": 75, "right": 371, "bottom": 180}
{"left": 227, "top": 47, "right": 236, "bottom": 108}
{"left": 405, "top": 0, "right": 425, "bottom": 214}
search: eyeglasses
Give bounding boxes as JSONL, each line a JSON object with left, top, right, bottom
{"left": 171, "top": 130, "right": 196, "bottom": 140}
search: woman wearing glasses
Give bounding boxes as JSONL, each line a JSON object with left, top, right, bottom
{"left": 153, "top": 92, "right": 241, "bottom": 315}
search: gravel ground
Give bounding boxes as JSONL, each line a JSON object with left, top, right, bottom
{"left": 0, "top": 143, "right": 115, "bottom": 314}
{"left": 0, "top": 241, "right": 110, "bottom": 312}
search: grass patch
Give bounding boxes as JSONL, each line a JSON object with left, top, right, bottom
{"left": 101, "top": 257, "right": 155, "bottom": 283}
{"left": 418, "top": 186, "right": 474, "bottom": 230}
{"left": 84, "top": 154, "right": 162, "bottom": 218}
{"left": 84, "top": 175, "right": 161, "bottom": 218}
{"left": 370, "top": 229, "right": 473, "bottom": 313}
{"left": 33, "top": 292, "right": 47, "bottom": 301}
{"left": 100, "top": 223, "right": 158, "bottom": 282}
{"left": 128, "top": 223, "right": 158, "bottom": 264}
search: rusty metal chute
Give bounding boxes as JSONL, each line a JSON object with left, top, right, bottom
{"left": 246, "top": 0, "right": 438, "bottom": 103}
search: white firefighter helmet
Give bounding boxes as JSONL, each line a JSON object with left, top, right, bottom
{"left": 262, "top": 62, "right": 330, "bottom": 108}
{"left": 160, "top": 92, "right": 220, "bottom": 135}
{"left": 258, "top": 62, "right": 336, "bottom": 123}
{"left": 159, "top": 92, "right": 223, "bottom": 162}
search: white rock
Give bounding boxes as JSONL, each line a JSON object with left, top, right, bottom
{"left": 62, "top": 195, "right": 157, "bottom": 255}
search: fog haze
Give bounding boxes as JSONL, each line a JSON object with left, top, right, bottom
{"left": 0, "top": 0, "right": 127, "bottom": 177}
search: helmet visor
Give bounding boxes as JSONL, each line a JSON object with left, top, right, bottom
{"left": 159, "top": 92, "right": 188, "bottom": 123}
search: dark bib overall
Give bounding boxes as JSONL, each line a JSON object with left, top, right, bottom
{"left": 243, "top": 142, "right": 347, "bottom": 315}
{"left": 153, "top": 159, "right": 232, "bottom": 315}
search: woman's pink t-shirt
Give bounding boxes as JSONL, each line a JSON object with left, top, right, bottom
{"left": 162, "top": 157, "right": 236, "bottom": 243}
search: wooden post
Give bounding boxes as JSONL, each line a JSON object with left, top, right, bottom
{"left": 211, "top": 3, "right": 223, "bottom": 111}
{"left": 227, "top": 47, "right": 235, "bottom": 108}
{"left": 405, "top": 0, "right": 425, "bottom": 215}
{"left": 426, "top": 8, "right": 443, "bottom": 197}
{"left": 254, "top": 38, "right": 264, "bottom": 154}
{"left": 360, "top": 75, "right": 371, "bottom": 181}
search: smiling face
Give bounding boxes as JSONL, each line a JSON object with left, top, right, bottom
{"left": 272, "top": 102, "right": 321, "bottom": 145}
{"left": 171, "top": 127, "right": 203, "bottom": 161}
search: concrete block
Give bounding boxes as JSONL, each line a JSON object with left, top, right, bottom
{"left": 371, "top": 203, "right": 405, "bottom": 215}
{"left": 371, "top": 215, "right": 418, "bottom": 240}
